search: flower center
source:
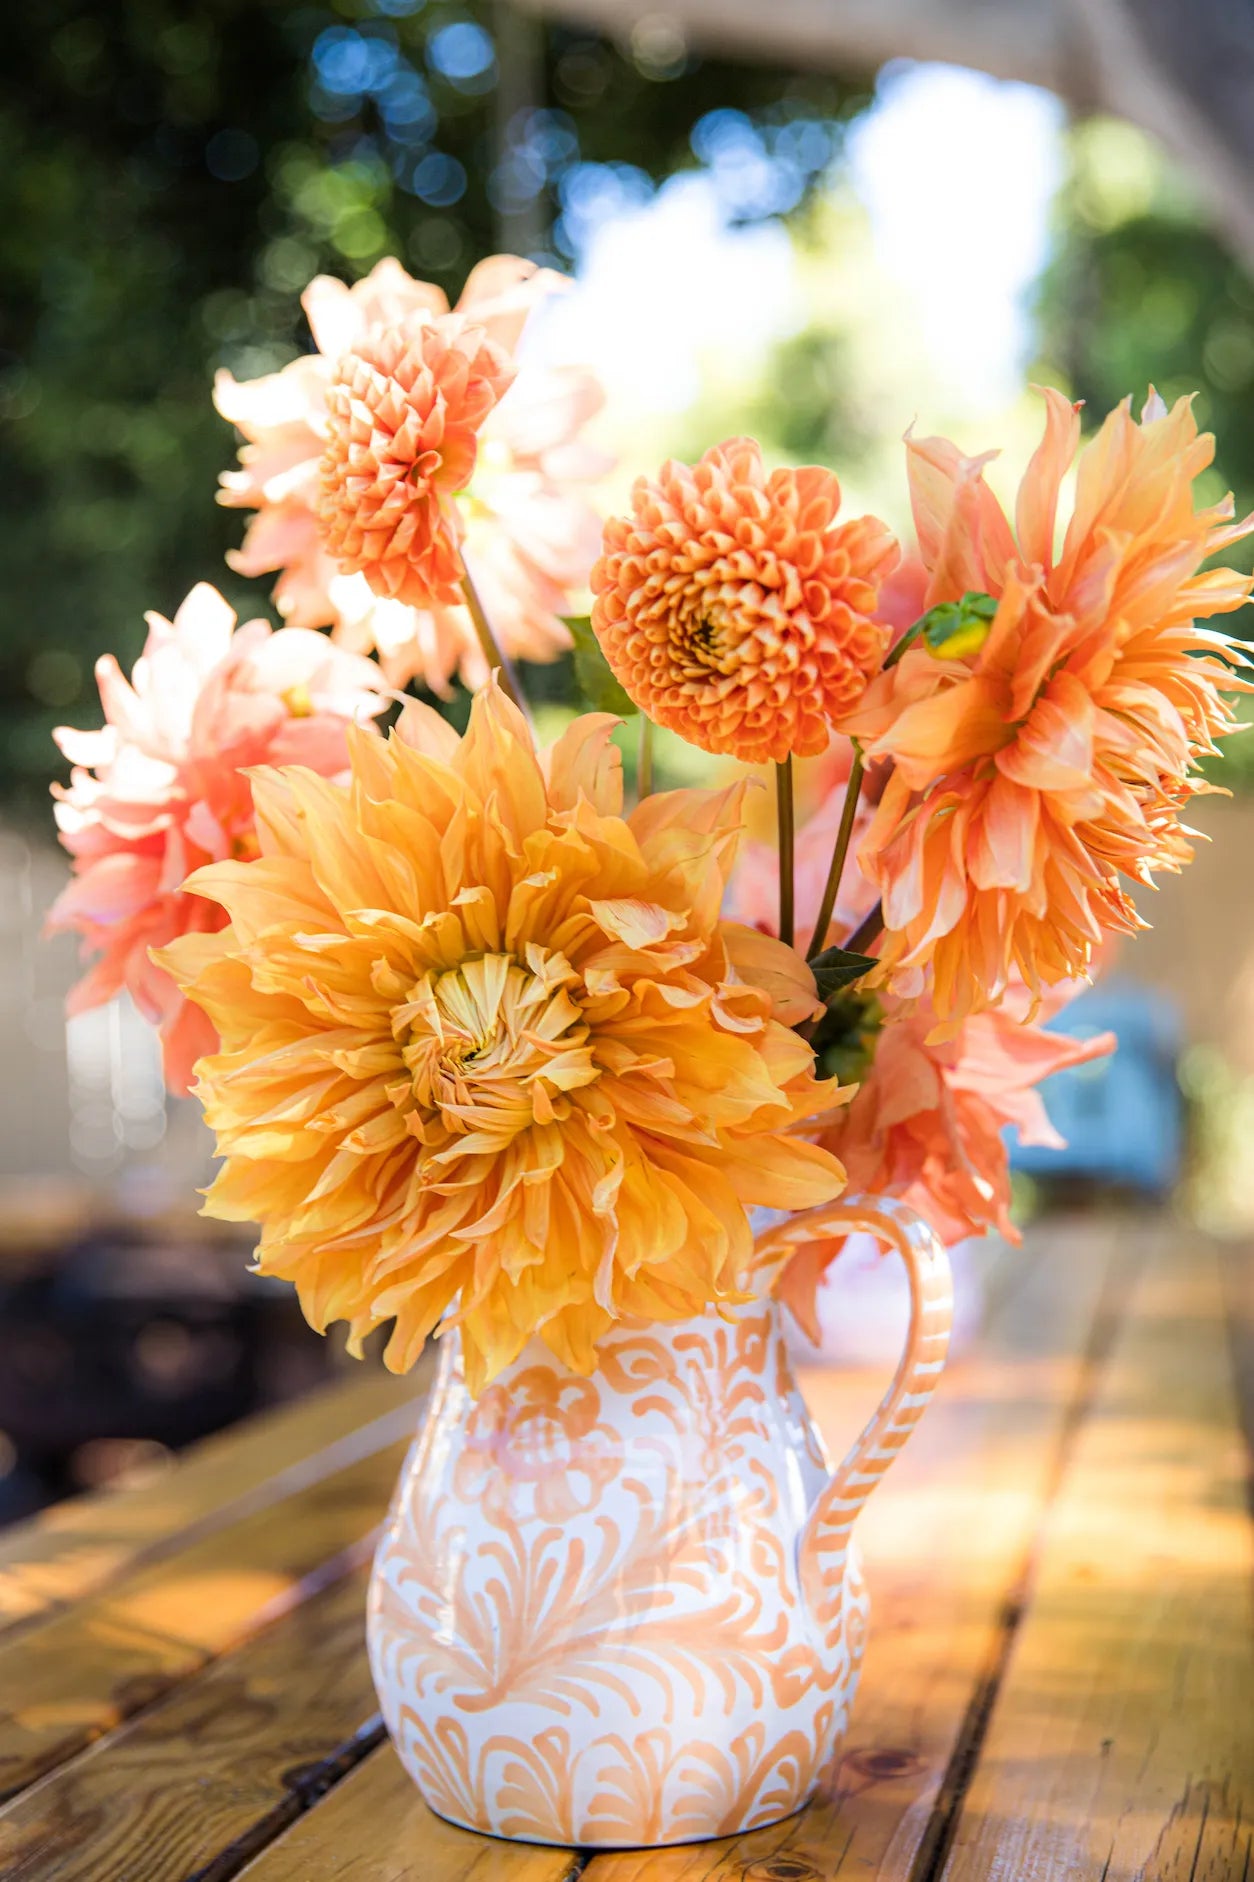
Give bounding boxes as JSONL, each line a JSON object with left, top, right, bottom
{"left": 396, "top": 951, "right": 601, "bottom": 1141}
{"left": 675, "top": 606, "right": 734, "bottom": 676}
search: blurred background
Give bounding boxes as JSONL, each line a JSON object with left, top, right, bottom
{"left": 3, "top": 0, "right": 1253, "bottom": 1521}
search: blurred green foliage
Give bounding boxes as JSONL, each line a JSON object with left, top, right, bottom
{"left": 1036, "top": 118, "right": 1254, "bottom": 562}
{"left": 0, "top": 0, "right": 864, "bottom": 811}
{"left": 1034, "top": 117, "right": 1254, "bottom": 783}
{"left": 7, "top": 16, "right": 1254, "bottom": 814}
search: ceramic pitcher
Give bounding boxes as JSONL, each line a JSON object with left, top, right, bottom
{"left": 366, "top": 1194, "right": 953, "bottom": 1849}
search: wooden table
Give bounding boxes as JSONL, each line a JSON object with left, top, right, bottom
{"left": 0, "top": 1211, "right": 1250, "bottom": 1881}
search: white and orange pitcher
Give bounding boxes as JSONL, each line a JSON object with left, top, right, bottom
{"left": 367, "top": 1195, "right": 953, "bottom": 1849}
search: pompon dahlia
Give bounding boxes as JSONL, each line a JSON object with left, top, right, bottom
{"left": 47, "top": 583, "right": 387, "bottom": 1095}
{"left": 318, "top": 317, "right": 515, "bottom": 609}
{"left": 156, "top": 684, "right": 847, "bottom": 1392}
{"left": 590, "top": 439, "right": 899, "bottom": 764}
{"left": 842, "top": 389, "right": 1254, "bottom": 1025}
{"left": 215, "top": 255, "right": 611, "bottom": 695}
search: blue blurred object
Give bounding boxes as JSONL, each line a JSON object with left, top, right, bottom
{"left": 1009, "top": 979, "right": 1183, "bottom": 1194}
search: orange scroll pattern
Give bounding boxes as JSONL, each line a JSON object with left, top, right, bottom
{"left": 368, "top": 1300, "right": 872, "bottom": 1847}
{"left": 368, "top": 1201, "right": 952, "bottom": 1850}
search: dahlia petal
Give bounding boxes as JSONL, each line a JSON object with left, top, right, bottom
{"left": 1015, "top": 387, "right": 1082, "bottom": 569}
{"left": 864, "top": 674, "right": 1008, "bottom": 788}
{"left": 905, "top": 432, "right": 1013, "bottom": 600}
{"left": 543, "top": 713, "right": 624, "bottom": 817}
{"left": 721, "top": 922, "right": 823, "bottom": 1025}
{"left": 50, "top": 851, "right": 165, "bottom": 926}
{"left": 588, "top": 897, "right": 684, "bottom": 950}
{"left": 968, "top": 776, "right": 1039, "bottom": 893}
{"left": 213, "top": 358, "right": 326, "bottom": 438}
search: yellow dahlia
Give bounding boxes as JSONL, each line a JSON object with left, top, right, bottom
{"left": 157, "top": 685, "right": 846, "bottom": 1390}
{"left": 590, "top": 438, "right": 899, "bottom": 763}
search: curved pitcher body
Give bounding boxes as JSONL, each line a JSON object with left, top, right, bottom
{"left": 367, "top": 1196, "right": 951, "bottom": 1848}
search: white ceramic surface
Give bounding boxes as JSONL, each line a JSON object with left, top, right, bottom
{"left": 367, "top": 1194, "right": 953, "bottom": 1847}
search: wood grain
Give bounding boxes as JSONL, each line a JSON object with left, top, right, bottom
{"left": 0, "top": 1368, "right": 422, "bottom": 1641}
{"left": 0, "top": 1430, "right": 414, "bottom": 1802}
{"left": 1221, "top": 1239, "right": 1254, "bottom": 1508}
{"left": 580, "top": 1215, "right": 1130, "bottom": 1882}
{"left": 0, "top": 1568, "right": 381, "bottom": 1882}
{"left": 234, "top": 1743, "right": 582, "bottom": 1882}
{"left": 8, "top": 1212, "right": 1245, "bottom": 1882}
{"left": 939, "top": 1228, "right": 1254, "bottom": 1882}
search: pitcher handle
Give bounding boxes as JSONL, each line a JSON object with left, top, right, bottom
{"left": 754, "top": 1194, "right": 953, "bottom": 1637}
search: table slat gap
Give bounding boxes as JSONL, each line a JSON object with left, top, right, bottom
{"left": 908, "top": 1211, "right": 1158, "bottom": 1882}
{"left": 0, "top": 1432, "right": 413, "bottom": 1803}
{"left": 937, "top": 1226, "right": 1254, "bottom": 1882}
{"left": 575, "top": 1213, "right": 1128, "bottom": 1881}
{"left": 0, "top": 1368, "right": 425, "bottom": 1645}
{"left": 235, "top": 1744, "right": 587, "bottom": 1882}
{"left": 0, "top": 1568, "right": 388, "bottom": 1882}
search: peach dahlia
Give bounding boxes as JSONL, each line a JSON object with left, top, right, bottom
{"left": 215, "top": 255, "right": 610, "bottom": 696}
{"left": 47, "top": 582, "right": 386, "bottom": 1094}
{"left": 318, "top": 316, "right": 515, "bottom": 611}
{"left": 844, "top": 390, "right": 1254, "bottom": 1024}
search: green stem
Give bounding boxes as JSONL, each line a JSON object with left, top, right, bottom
{"left": 637, "top": 715, "right": 655, "bottom": 802}
{"left": 845, "top": 900, "right": 884, "bottom": 956}
{"left": 458, "top": 561, "right": 529, "bottom": 720}
{"left": 776, "top": 757, "right": 795, "bottom": 949}
{"left": 807, "top": 745, "right": 864, "bottom": 960}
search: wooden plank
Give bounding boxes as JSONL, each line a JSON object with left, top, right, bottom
{"left": 0, "top": 1423, "right": 417, "bottom": 1802}
{"left": 938, "top": 1229, "right": 1254, "bottom": 1882}
{"left": 234, "top": 1743, "right": 581, "bottom": 1882}
{"left": 0, "top": 1367, "right": 422, "bottom": 1640}
{"left": 1220, "top": 1240, "right": 1254, "bottom": 1506}
{"left": 579, "top": 1212, "right": 1133, "bottom": 1882}
{"left": 0, "top": 1568, "right": 381, "bottom": 1882}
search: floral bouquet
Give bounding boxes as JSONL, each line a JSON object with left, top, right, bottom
{"left": 46, "top": 253, "right": 1252, "bottom": 1848}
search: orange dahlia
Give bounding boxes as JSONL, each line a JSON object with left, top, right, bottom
{"left": 590, "top": 439, "right": 898, "bottom": 763}
{"left": 156, "top": 684, "right": 846, "bottom": 1391}
{"left": 318, "top": 316, "right": 515, "bottom": 610}
{"left": 842, "top": 390, "right": 1254, "bottom": 1024}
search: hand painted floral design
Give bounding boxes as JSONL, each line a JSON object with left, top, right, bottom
{"left": 453, "top": 1368, "right": 623, "bottom": 1524}
{"left": 368, "top": 1209, "right": 951, "bottom": 1848}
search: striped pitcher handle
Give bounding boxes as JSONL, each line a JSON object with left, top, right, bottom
{"left": 754, "top": 1194, "right": 953, "bottom": 1638}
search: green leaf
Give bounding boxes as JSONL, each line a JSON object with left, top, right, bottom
{"left": 809, "top": 945, "right": 879, "bottom": 1000}
{"left": 810, "top": 987, "right": 884, "bottom": 1086}
{"left": 564, "top": 616, "right": 639, "bottom": 717}
{"left": 884, "top": 590, "right": 998, "bottom": 668}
